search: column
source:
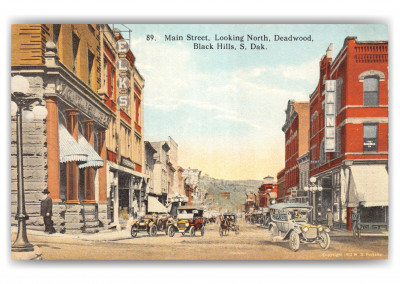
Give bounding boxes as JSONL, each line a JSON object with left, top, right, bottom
{"left": 98, "top": 128, "right": 107, "bottom": 203}
{"left": 83, "top": 119, "right": 95, "bottom": 203}
{"left": 65, "top": 109, "right": 79, "bottom": 204}
{"left": 45, "top": 95, "right": 61, "bottom": 202}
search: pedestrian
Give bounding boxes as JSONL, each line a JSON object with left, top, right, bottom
{"left": 327, "top": 208, "right": 334, "bottom": 230}
{"left": 40, "top": 189, "right": 55, "bottom": 234}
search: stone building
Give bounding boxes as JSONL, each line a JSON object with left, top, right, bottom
{"left": 148, "top": 141, "right": 170, "bottom": 205}
{"left": 11, "top": 24, "right": 112, "bottom": 233}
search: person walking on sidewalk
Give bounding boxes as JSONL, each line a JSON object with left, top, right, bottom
{"left": 40, "top": 189, "right": 55, "bottom": 234}
{"left": 327, "top": 208, "right": 334, "bottom": 230}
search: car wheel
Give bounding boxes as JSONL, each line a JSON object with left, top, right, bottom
{"left": 235, "top": 226, "right": 240, "bottom": 235}
{"left": 167, "top": 225, "right": 175, "bottom": 237}
{"left": 150, "top": 224, "right": 157, "bottom": 237}
{"left": 189, "top": 226, "right": 195, "bottom": 237}
{"left": 201, "top": 225, "right": 205, "bottom": 237}
{"left": 131, "top": 225, "right": 138, "bottom": 238}
{"left": 319, "top": 231, "right": 331, "bottom": 250}
{"left": 289, "top": 231, "right": 300, "bottom": 252}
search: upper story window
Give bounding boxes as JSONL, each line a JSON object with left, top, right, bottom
{"left": 88, "top": 49, "right": 94, "bottom": 87}
{"left": 363, "top": 123, "right": 378, "bottom": 152}
{"left": 53, "top": 24, "right": 61, "bottom": 49}
{"left": 336, "top": 77, "right": 343, "bottom": 113}
{"left": 363, "top": 76, "right": 379, "bottom": 106}
{"left": 72, "top": 32, "right": 80, "bottom": 74}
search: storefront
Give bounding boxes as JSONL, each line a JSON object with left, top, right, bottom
{"left": 106, "top": 161, "right": 147, "bottom": 229}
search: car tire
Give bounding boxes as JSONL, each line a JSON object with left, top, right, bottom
{"left": 167, "top": 225, "right": 175, "bottom": 237}
{"left": 189, "top": 226, "right": 195, "bottom": 237}
{"left": 319, "top": 231, "right": 331, "bottom": 250}
{"left": 201, "top": 225, "right": 205, "bottom": 237}
{"left": 150, "top": 224, "right": 157, "bottom": 237}
{"left": 289, "top": 231, "right": 300, "bottom": 252}
{"left": 131, "top": 225, "right": 138, "bottom": 238}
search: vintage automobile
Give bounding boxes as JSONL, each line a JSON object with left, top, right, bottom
{"left": 219, "top": 213, "right": 240, "bottom": 236}
{"left": 267, "top": 203, "right": 331, "bottom": 252}
{"left": 167, "top": 206, "right": 205, "bottom": 237}
{"left": 130, "top": 213, "right": 172, "bottom": 238}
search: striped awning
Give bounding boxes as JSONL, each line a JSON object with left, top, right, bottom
{"left": 78, "top": 132, "right": 104, "bottom": 169}
{"left": 59, "top": 124, "right": 88, "bottom": 163}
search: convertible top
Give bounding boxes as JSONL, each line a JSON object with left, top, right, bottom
{"left": 268, "top": 203, "right": 312, "bottom": 210}
{"left": 178, "top": 205, "right": 205, "bottom": 210}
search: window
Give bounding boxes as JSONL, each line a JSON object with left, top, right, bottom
{"left": 88, "top": 49, "right": 94, "bottom": 87}
{"left": 53, "top": 24, "right": 61, "bottom": 48}
{"left": 336, "top": 78, "right": 343, "bottom": 113}
{"left": 363, "top": 124, "right": 378, "bottom": 152}
{"left": 335, "top": 126, "right": 341, "bottom": 158}
{"left": 72, "top": 32, "right": 80, "bottom": 74}
{"left": 111, "top": 69, "right": 115, "bottom": 100}
{"left": 363, "top": 77, "right": 379, "bottom": 106}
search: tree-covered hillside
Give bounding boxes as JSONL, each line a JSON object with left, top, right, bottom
{"left": 199, "top": 175, "right": 262, "bottom": 213}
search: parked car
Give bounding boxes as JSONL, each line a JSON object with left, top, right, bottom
{"left": 267, "top": 203, "right": 331, "bottom": 252}
{"left": 167, "top": 206, "right": 205, "bottom": 237}
{"left": 130, "top": 213, "right": 172, "bottom": 238}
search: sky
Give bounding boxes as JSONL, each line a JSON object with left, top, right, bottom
{"left": 121, "top": 24, "right": 388, "bottom": 180}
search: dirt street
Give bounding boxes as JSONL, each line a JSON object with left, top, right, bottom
{"left": 12, "top": 221, "right": 388, "bottom": 260}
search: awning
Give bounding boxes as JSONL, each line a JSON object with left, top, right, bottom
{"left": 147, "top": 196, "right": 169, "bottom": 213}
{"left": 348, "top": 165, "right": 388, "bottom": 207}
{"left": 59, "top": 124, "right": 88, "bottom": 163}
{"left": 78, "top": 132, "right": 104, "bottom": 169}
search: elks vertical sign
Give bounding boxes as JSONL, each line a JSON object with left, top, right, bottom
{"left": 325, "top": 80, "right": 336, "bottom": 152}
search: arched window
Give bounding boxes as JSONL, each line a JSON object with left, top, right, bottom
{"left": 363, "top": 76, "right": 379, "bottom": 106}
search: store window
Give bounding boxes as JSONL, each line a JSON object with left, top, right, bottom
{"left": 363, "top": 77, "right": 379, "bottom": 106}
{"left": 363, "top": 124, "right": 378, "bottom": 152}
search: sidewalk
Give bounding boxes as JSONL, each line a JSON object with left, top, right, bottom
{"left": 11, "top": 226, "right": 133, "bottom": 242}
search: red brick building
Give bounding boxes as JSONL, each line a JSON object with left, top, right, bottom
{"left": 282, "top": 101, "right": 310, "bottom": 202}
{"left": 258, "top": 176, "right": 277, "bottom": 207}
{"left": 309, "top": 37, "right": 388, "bottom": 230}
{"left": 276, "top": 169, "right": 285, "bottom": 203}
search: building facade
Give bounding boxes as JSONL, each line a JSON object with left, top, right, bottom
{"left": 276, "top": 168, "right": 286, "bottom": 203}
{"left": 11, "top": 24, "right": 112, "bottom": 233}
{"left": 308, "top": 38, "right": 388, "bottom": 230}
{"left": 282, "top": 100, "right": 310, "bottom": 202}
{"left": 98, "top": 25, "right": 146, "bottom": 230}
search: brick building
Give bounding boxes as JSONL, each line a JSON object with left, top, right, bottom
{"left": 281, "top": 100, "right": 310, "bottom": 202}
{"left": 257, "top": 176, "right": 277, "bottom": 207}
{"left": 276, "top": 168, "right": 285, "bottom": 203}
{"left": 98, "top": 25, "right": 146, "bottom": 229}
{"left": 308, "top": 37, "right": 388, "bottom": 230}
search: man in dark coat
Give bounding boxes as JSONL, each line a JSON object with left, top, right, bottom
{"left": 40, "top": 189, "right": 55, "bottom": 234}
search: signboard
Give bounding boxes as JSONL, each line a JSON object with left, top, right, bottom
{"left": 121, "top": 156, "right": 135, "bottom": 169}
{"left": 325, "top": 80, "right": 336, "bottom": 152}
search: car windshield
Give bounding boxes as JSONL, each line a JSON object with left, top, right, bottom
{"left": 288, "top": 209, "right": 310, "bottom": 222}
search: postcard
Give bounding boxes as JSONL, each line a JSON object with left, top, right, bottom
{"left": 10, "top": 24, "right": 388, "bottom": 260}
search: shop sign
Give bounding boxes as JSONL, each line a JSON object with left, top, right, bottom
{"left": 121, "top": 156, "right": 135, "bottom": 169}
{"left": 325, "top": 80, "right": 336, "bottom": 152}
{"left": 59, "top": 83, "right": 110, "bottom": 128}
{"left": 116, "top": 39, "right": 130, "bottom": 108}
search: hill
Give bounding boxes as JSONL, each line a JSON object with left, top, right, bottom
{"left": 199, "top": 175, "right": 262, "bottom": 212}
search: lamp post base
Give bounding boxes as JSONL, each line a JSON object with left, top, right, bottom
{"left": 11, "top": 245, "right": 42, "bottom": 260}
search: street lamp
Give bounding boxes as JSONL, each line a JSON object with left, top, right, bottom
{"left": 11, "top": 75, "right": 48, "bottom": 252}
{"left": 304, "top": 177, "right": 322, "bottom": 224}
